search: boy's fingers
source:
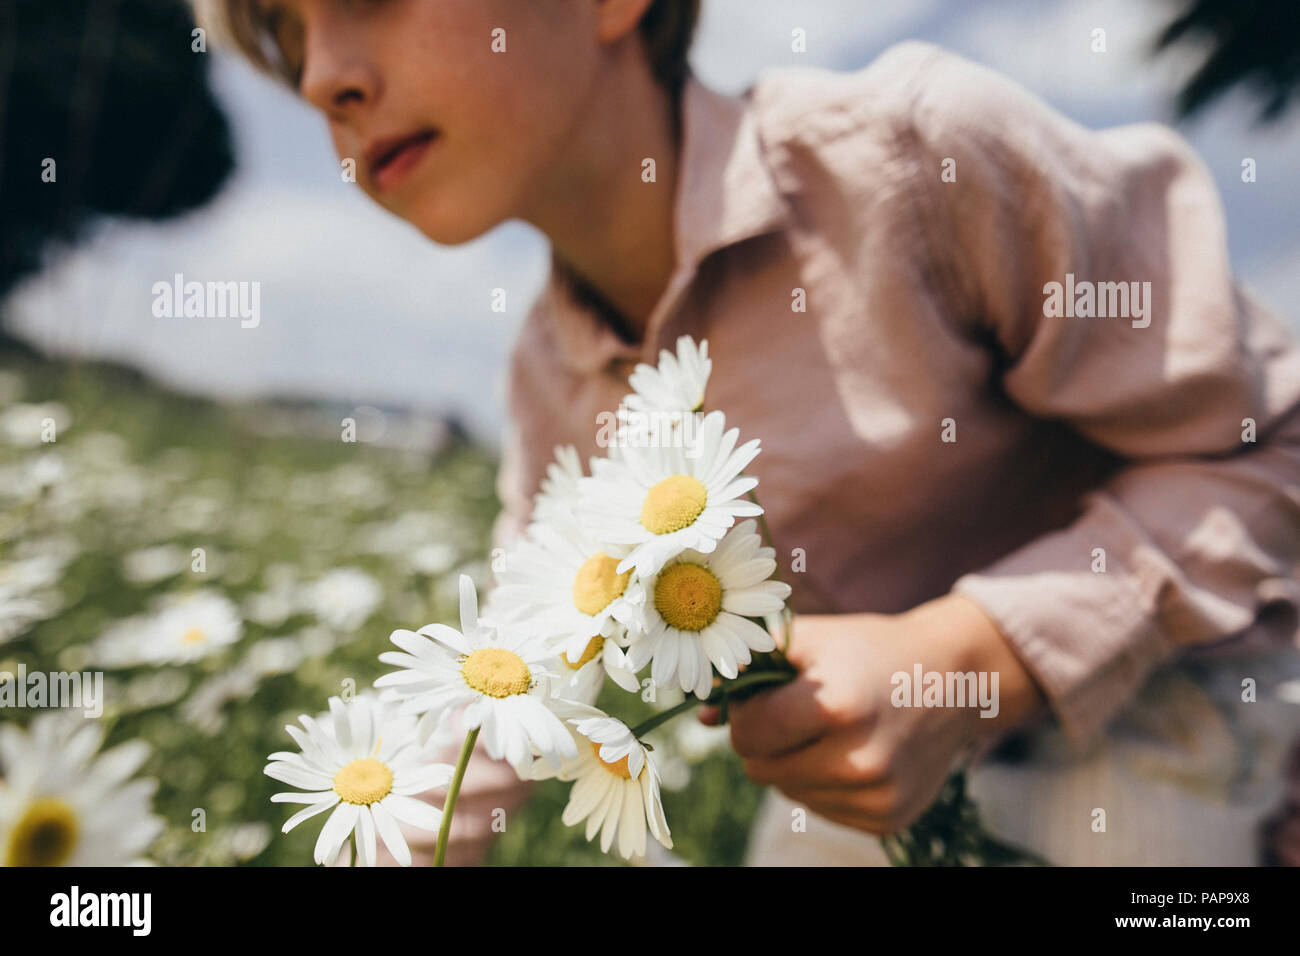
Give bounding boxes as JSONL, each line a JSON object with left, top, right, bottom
{"left": 780, "top": 618, "right": 823, "bottom": 670}
{"left": 781, "top": 793, "right": 902, "bottom": 837}
{"left": 741, "top": 734, "right": 887, "bottom": 790}
{"left": 780, "top": 613, "right": 861, "bottom": 670}
{"left": 727, "top": 675, "right": 830, "bottom": 758}
{"left": 697, "top": 704, "right": 720, "bottom": 725}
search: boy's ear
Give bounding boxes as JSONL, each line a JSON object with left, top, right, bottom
{"left": 592, "top": 0, "right": 656, "bottom": 44}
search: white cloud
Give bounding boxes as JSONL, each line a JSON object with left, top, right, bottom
{"left": 947, "top": 0, "right": 1194, "bottom": 110}
{"left": 691, "top": 0, "right": 943, "bottom": 93}
{"left": 1246, "top": 243, "right": 1300, "bottom": 333}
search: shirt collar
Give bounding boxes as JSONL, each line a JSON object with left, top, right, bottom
{"left": 541, "top": 71, "right": 791, "bottom": 375}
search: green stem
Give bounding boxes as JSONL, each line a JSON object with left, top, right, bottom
{"left": 433, "top": 726, "right": 479, "bottom": 868}
{"left": 628, "top": 670, "right": 793, "bottom": 738}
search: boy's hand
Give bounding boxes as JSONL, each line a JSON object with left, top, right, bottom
{"left": 713, "top": 593, "right": 1045, "bottom": 835}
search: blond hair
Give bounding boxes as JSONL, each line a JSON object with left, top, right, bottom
{"left": 206, "top": 0, "right": 700, "bottom": 93}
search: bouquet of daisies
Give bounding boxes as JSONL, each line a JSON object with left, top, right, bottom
{"left": 265, "top": 337, "right": 1014, "bottom": 866}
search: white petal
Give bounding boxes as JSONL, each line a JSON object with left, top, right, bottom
{"left": 382, "top": 794, "right": 444, "bottom": 833}
{"left": 356, "top": 805, "right": 377, "bottom": 867}
{"left": 264, "top": 762, "right": 333, "bottom": 791}
{"left": 458, "top": 575, "right": 479, "bottom": 633}
{"left": 724, "top": 612, "right": 777, "bottom": 652}
{"left": 314, "top": 802, "right": 359, "bottom": 865}
{"left": 328, "top": 697, "right": 352, "bottom": 753}
{"left": 618, "top": 780, "right": 646, "bottom": 860}
{"left": 370, "top": 800, "right": 412, "bottom": 867}
{"left": 280, "top": 795, "right": 340, "bottom": 834}
{"left": 599, "top": 779, "right": 625, "bottom": 854}
{"left": 271, "top": 790, "right": 335, "bottom": 804}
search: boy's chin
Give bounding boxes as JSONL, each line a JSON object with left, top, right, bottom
{"left": 384, "top": 193, "right": 508, "bottom": 247}
{"left": 415, "top": 218, "right": 499, "bottom": 247}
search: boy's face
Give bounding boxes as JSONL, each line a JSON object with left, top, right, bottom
{"left": 264, "top": 0, "right": 604, "bottom": 244}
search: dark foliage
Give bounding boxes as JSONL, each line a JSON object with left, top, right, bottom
{"left": 0, "top": 0, "right": 235, "bottom": 304}
{"left": 1157, "top": 0, "right": 1300, "bottom": 121}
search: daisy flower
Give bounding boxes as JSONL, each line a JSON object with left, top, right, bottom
{"left": 614, "top": 336, "right": 712, "bottom": 453}
{"left": 550, "top": 641, "right": 640, "bottom": 705}
{"left": 0, "top": 554, "right": 65, "bottom": 600}
{"left": 491, "top": 518, "right": 644, "bottom": 686}
{"left": 627, "top": 520, "right": 790, "bottom": 699}
{"left": 264, "top": 694, "right": 452, "bottom": 867}
{"left": 579, "top": 409, "right": 763, "bottom": 578}
{"left": 303, "top": 566, "right": 382, "bottom": 631}
{"left": 121, "top": 544, "right": 188, "bottom": 586}
{"left": 92, "top": 590, "right": 242, "bottom": 667}
{"left": 527, "top": 702, "right": 672, "bottom": 860}
{"left": 374, "top": 575, "right": 577, "bottom": 771}
{"left": 0, "top": 713, "right": 162, "bottom": 866}
{"left": 531, "top": 444, "right": 585, "bottom": 525}
{"left": 0, "top": 553, "right": 67, "bottom": 645}
{"left": 623, "top": 335, "right": 711, "bottom": 416}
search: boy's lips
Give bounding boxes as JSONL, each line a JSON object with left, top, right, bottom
{"left": 364, "top": 129, "right": 439, "bottom": 193}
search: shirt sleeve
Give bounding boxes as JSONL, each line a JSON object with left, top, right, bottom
{"left": 892, "top": 43, "right": 1300, "bottom": 751}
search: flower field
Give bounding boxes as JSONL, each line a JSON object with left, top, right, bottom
{"left": 0, "top": 353, "right": 761, "bottom": 866}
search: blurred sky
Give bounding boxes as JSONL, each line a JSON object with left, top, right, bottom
{"left": 5, "top": 0, "right": 1299, "bottom": 444}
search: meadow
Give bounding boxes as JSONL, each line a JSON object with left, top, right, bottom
{"left": 0, "top": 353, "right": 761, "bottom": 866}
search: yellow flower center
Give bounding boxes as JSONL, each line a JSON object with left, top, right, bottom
{"left": 640, "top": 474, "right": 707, "bottom": 535}
{"left": 590, "top": 740, "right": 638, "bottom": 780}
{"left": 564, "top": 636, "right": 604, "bottom": 670}
{"left": 572, "top": 553, "right": 631, "bottom": 615}
{"left": 181, "top": 628, "right": 207, "bottom": 645}
{"left": 461, "top": 648, "right": 531, "bottom": 698}
{"left": 5, "top": 797, "right": 79, "bottom": 867}
{"left": 654, "top": 562, "right": 723, "bottom": 632}
{"left": 332, "top": 758, "right": 394, "bottom": 805}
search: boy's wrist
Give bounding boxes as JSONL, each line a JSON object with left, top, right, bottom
{"left": 903, "top": 592, "right": 1048, "bottom": 744}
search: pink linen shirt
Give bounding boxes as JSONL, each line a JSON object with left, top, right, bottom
{"left": 491, "top": 41, "right": 1300, "bottom": 862}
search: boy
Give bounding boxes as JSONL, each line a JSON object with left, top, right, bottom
{"left": 215, "top": 0, "right": 1300, "bottom": 865}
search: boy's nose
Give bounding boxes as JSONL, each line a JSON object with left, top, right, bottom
{"left": 299, "top": 37, "right": 381, "bottom": 119}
